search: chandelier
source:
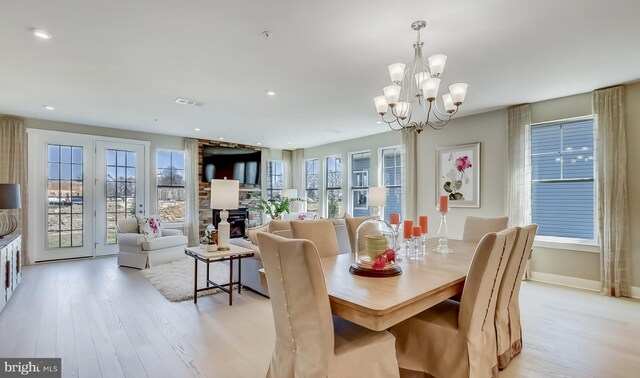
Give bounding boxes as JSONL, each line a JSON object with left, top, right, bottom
{"left": 373, "top": 20, "right": 469, "bottom": 133}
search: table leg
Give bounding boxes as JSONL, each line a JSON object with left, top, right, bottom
{"left": 229, "top": 256, "right": 234, "bottom": 306}
{"left": 194, "top": 258, "right": 198, "bottom": 304}
{"left": 206, "top": 261, "right": 210, "bottom": 288}
{"left": 238, "top": 256, "right": 242, "bottom": 294}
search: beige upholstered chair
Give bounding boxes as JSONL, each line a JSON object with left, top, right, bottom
{"left": 390, "top": 228, "right": 517, "bottom": 378}
{"left": 344, "top": 217, "right": 370, "bottom": 253}
{"left": 257, "top": 232, "right": 400, "bottom": 378}
{"left": 290, "top": 219, "right": 341, "bottom": 257}
{"left": 462, "top": 216, "right": 509, "bottom": 242}
{"left": 116, "top": 218, "right": 187, "bottom": 269}
{"left": 495, "top": 224, "right": 538, "bottom": 369}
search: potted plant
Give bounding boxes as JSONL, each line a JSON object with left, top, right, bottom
{"left": 202, "top": 224, "right": 218, "bottom": 252}
{"left": 255, "top": 197, "right": 291, "bottom": 220}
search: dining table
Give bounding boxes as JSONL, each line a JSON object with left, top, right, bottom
{"left": 321, "top": 238, "right": 478, "bottom": 331}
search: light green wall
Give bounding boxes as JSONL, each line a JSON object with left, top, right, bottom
{"left": 19, "top": 116, "right": 185, "bottom": 215}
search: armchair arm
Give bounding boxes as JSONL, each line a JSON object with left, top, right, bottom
{"left": 117, "top": 233, "right": 146, "bottom": 246}
{"left": 162, "top": 229, "right": 184, "bottom": 237}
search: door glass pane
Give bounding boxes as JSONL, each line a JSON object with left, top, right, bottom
{"left": 106, "top": 149, "right": 136, "bottom": 245}
{"left": 47, "top": 144, "right": 84, "bottom": 249}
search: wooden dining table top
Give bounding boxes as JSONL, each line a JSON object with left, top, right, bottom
{"left": 321, "top": 238, "right": 478, "bottom": 331}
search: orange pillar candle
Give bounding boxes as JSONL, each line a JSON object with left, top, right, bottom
{"left": 439, "top": 195, "right": 449, "bottom": 213}
{"left": 412, "top": 226, "right": 422, "bottom": 238}
{"left": 390, "top": 213, "right": 400, "bottom": 225}
{"left": 419, "top": 216, "right": 428, "bottom": 234}
{"left": 403, "top": 220, "right": 413, "bottom": 239}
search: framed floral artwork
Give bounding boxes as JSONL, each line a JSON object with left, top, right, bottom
{"left": 436, "top": 142, "right": 480, "bottom": 208}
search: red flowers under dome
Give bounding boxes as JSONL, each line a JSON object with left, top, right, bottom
{"left": 372, "top": 249, "right": 396, "bottom": 270}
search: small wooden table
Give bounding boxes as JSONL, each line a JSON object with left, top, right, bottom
{"left": 184, "top": 245, "right": 254, "bottom": 305}
{"left": 321, "top": 238, "right": 477, "bottom": 331}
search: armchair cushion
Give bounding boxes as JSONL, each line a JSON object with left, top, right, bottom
{"left": 117, "top": 218, "right": 139, "bottom": 234}
{"left": 246, "top": 223, "right": 270, "bottom": 245}
{"left": 142, "top": 235, "right": 188, "bottom": 251}
{"left": 117, "top": 233, "right": 146, "bottom": 246}
{"left": 161, "top": 228, "right": 183, "bottom": 237}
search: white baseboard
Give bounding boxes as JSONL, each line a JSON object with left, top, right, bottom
{"left": 529, "top": 271, "right": 640, "bottom": 299}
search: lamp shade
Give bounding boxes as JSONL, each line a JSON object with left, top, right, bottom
{"left": 442, "top": 93, "right": 456, "bottom": 112}
{"left": 282, "top": 189, "right": 298, "bottom": 199}
{"left": 368, "top": 187, "right": 387, "bottom": 207}
{"left": 388, "top": 63, "right": 406, "bottom": 83}
{"left": 383, "top": 85, "right": 401, "bottom": 106}
{"left": 373, "top": 96, "right": 389, "bottom": 115}
{"left": 449, "top": 83, "right": 469, "bottom": 105}
{"left": 428, "top": 54, "right": 447, "bottom": 76}
{"left": 0, "top": 184, "right": 21, "bottom": 209}
{"left": 421, "top": 78, "right": 441, "bottom": 101}
{"left": 210, "top": 179, "right": 239, "bottom": 210}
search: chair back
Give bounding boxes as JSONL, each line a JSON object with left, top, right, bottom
{"left": 458, "top": 227, "right": 517, "bottom": 336}
{"left": 257, "top": 232, "right": 334, "bottom": 377}
{"left": 344, "top": 217, "right": 370, "bottom": 253}
{"left": 494, "top": 224, "right": 537, "bottom": 366}
{"left": 290, "top": 219, "right": 340, "bottom": 257}
{"left": 462, "top": 216, "right": 509, "bottom": 242}
{"left": 117, "top": 218, "right": 138, "bottom": 234}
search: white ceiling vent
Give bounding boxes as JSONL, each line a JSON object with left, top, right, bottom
{"left": 175, "top": 97, "right": 204, "bottom": 106}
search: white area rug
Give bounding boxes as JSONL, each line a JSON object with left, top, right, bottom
{"left": 142, "top": 257, "right": 230, "bottom": 302}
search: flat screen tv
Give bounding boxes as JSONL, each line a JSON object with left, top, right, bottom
{"left": 201, "top": 145, "right": 261, "bottom": 185}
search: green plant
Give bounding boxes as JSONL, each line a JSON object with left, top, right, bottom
{"left": 255, "top": 198, "right": 291, "bottom": 220}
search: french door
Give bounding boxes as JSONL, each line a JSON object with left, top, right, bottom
{"left": 95, "top": 141, "right": 146, "bottom": 256}
{"left": 28, "top": 130, "right": 149, "bottom": 262}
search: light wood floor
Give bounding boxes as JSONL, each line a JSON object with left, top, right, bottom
{"left": 1, "top": 257, "right": 639, "bottom": 378}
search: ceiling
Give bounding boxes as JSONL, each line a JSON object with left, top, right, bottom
{"left": 1, "top": 0, "right": 639, "bottom": 149}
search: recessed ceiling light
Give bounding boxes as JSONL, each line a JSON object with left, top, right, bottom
{"left": 376, "top": 120, "right": 382, "bottom": 124}
{"left": 32, "top": 29, "right": 52, "bottom": 40}
{"left": 256, "top": 142, "right": 262, "bottom": 146}
{"left": 194, "top": 128, "right": 200, "bottom": 132}
{"left": 266, "top": 90, "right": 276, "bottom": 96}
{"left": 219, "top": 137, "right": 224, "bottom": 140}
{"left": 287, "top": 141, "right": 292, "bottom": 145}
{"left": 44, "top": 105, "right": 55, "bottom": 110}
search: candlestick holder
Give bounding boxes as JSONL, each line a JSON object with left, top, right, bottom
{"left": 434, "top": 211, "right": 453, "bottom": 254}
{"left": 390, "top": 223, "right": 402, "bottom": 261}
{"left": 404, "top": 237, "right": 415, "bottom": 260}
{"left": 412, "top": 235, "right": 425, "bottom": 261}
{"left": 421, "top": 232, "right": 429, "bottom": 257}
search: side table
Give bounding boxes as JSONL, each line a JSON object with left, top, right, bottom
{"left": 184, "top": 245, "right": 254, "bottom": 305}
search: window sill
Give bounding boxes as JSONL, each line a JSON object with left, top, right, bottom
{"left": 533, "top": 236, "right": 600, "bottom": 253}
{"left": 163, "top": 222, "right": 186, "bottom": 229}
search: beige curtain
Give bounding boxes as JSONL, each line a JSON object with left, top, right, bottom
{"left": 593, "top": 86, "right": 631, "bottom": 297}
{"left": 291, "top": 148, "right": 304, "bottom": 195}
{"left": 505, "top": 104, "right": 532, "bottom": 227}
{"left": 184, "top": 138, "right": 200, "bottom": 246}
{"left": 0, "top": 117, "right": 28, "bottom": 264}
{"left": 401, "top": 128, "right": 417, "bottom": 222}
{"left": 282, "top": 149, "right": 293, "bottom": 189}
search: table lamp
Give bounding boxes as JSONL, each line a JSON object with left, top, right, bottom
{"left": 368, "top": 186, "right": 386, "bottom": 219}
{"left": 0, "top": 184, "right": 21, "bottom": 239}
{"left": 210, "top": 179, "right": 239, "bottom": 251}
{"left": 282, "top": 189, "right": 303, "bottom": 213}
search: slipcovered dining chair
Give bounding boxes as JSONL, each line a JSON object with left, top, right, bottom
{"left": 390, "top": 228, "right": 517, "bottom": 378}
{"left": 290, "top": 219, "right": 341, "bottom": 257}
{"left": 495, "top": 224, "right": 538, "bottom": 369}
{"left": 345, "top": 216, "right": 370, "bottom": 253}
{"left": 462, "top": 216, "right": 509, "bottom": 242}
{"left": 257, "top": 232, "right": 400, "bottom": 378}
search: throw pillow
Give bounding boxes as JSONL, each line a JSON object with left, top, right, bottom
{"left": 281, "top": 212, "right": 317, "bottom": 221}
{"left": 246, "top": 223, "right": 269, "bottom": 246}
{"left": 137, "top": 215, "right": 163, "bottom": 239}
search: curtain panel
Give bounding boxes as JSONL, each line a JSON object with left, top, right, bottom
{"left": 505, "top": 104, "right": 532, "bottom": 227}
{"left": 593, "top": 86, "right": 631, "bottom": 297}
{"left": 401, "top": 129, "right": 417, "bottom": 222}
{"left": 0, "top": 117, "right": 29, "bottom": 264}
{"left": 184, "top": 138, "right": 200, "bottom": 246}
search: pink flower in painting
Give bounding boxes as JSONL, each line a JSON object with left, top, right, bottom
{"left": 455, "top": 156, "right": 472, "bottom": 173}
{"left": 372, "top": 255, "right": 387, "bottom": 271}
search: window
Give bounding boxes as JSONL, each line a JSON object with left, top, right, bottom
{"left": 350, "top": 151, "right": 371, "bottom": 217}
{"left": 325, "top": 156, "right": 342, "bottom": 218}
{"left": 381, "top": 146, "right": 403, "bottom": 222}
{"left": 531, "top": 119, "right": 595, "bottom": 241}
{"left": 266, "top": 160, "right": 283, "bottom": 200}
{"left": 305, "top": 159, "right": 319, "bottom": 214}
{"left": 156, "top": 150, "right": 185, "bottom": 224}
{"left": 47, "top": 144, "right": 84, "bottom": 248}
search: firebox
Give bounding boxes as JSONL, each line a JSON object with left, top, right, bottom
{"left": 212, "top": 208, "right": 248, "bottom": 239}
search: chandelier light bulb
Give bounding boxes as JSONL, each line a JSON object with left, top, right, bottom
{"left": 449, "top": 83, "right": 468, "bottom": 105}
{"left": 421, "top": 78, "right": 441, "bottom": 101}
{"left": 428, "top": 54, "right": 447, "bottom": 76}
{"left": 388, "top": 63, "right": 406, "bottom": 83}
{"left": 442, "top": 93, "right": 456, "bottom": 113}
{"left": 373, "top": 96, "right": 389, "bottom": 115}
{"left": 383, "top": 85, "right": 401, "bottom": 107}
{"left": 396, "top": 102, "right": 411, "bottom": 119}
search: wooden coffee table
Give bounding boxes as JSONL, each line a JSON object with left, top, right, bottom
{"left": 184, "top": 245, "right": 254, "bottom": 305}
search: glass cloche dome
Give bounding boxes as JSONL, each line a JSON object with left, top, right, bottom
{"left": 350, "top": 218, "right": 402, "bottom": 277}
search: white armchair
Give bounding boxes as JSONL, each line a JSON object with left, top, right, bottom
{"left": 116, "top": 218, "right": 188, "bottom": 269}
